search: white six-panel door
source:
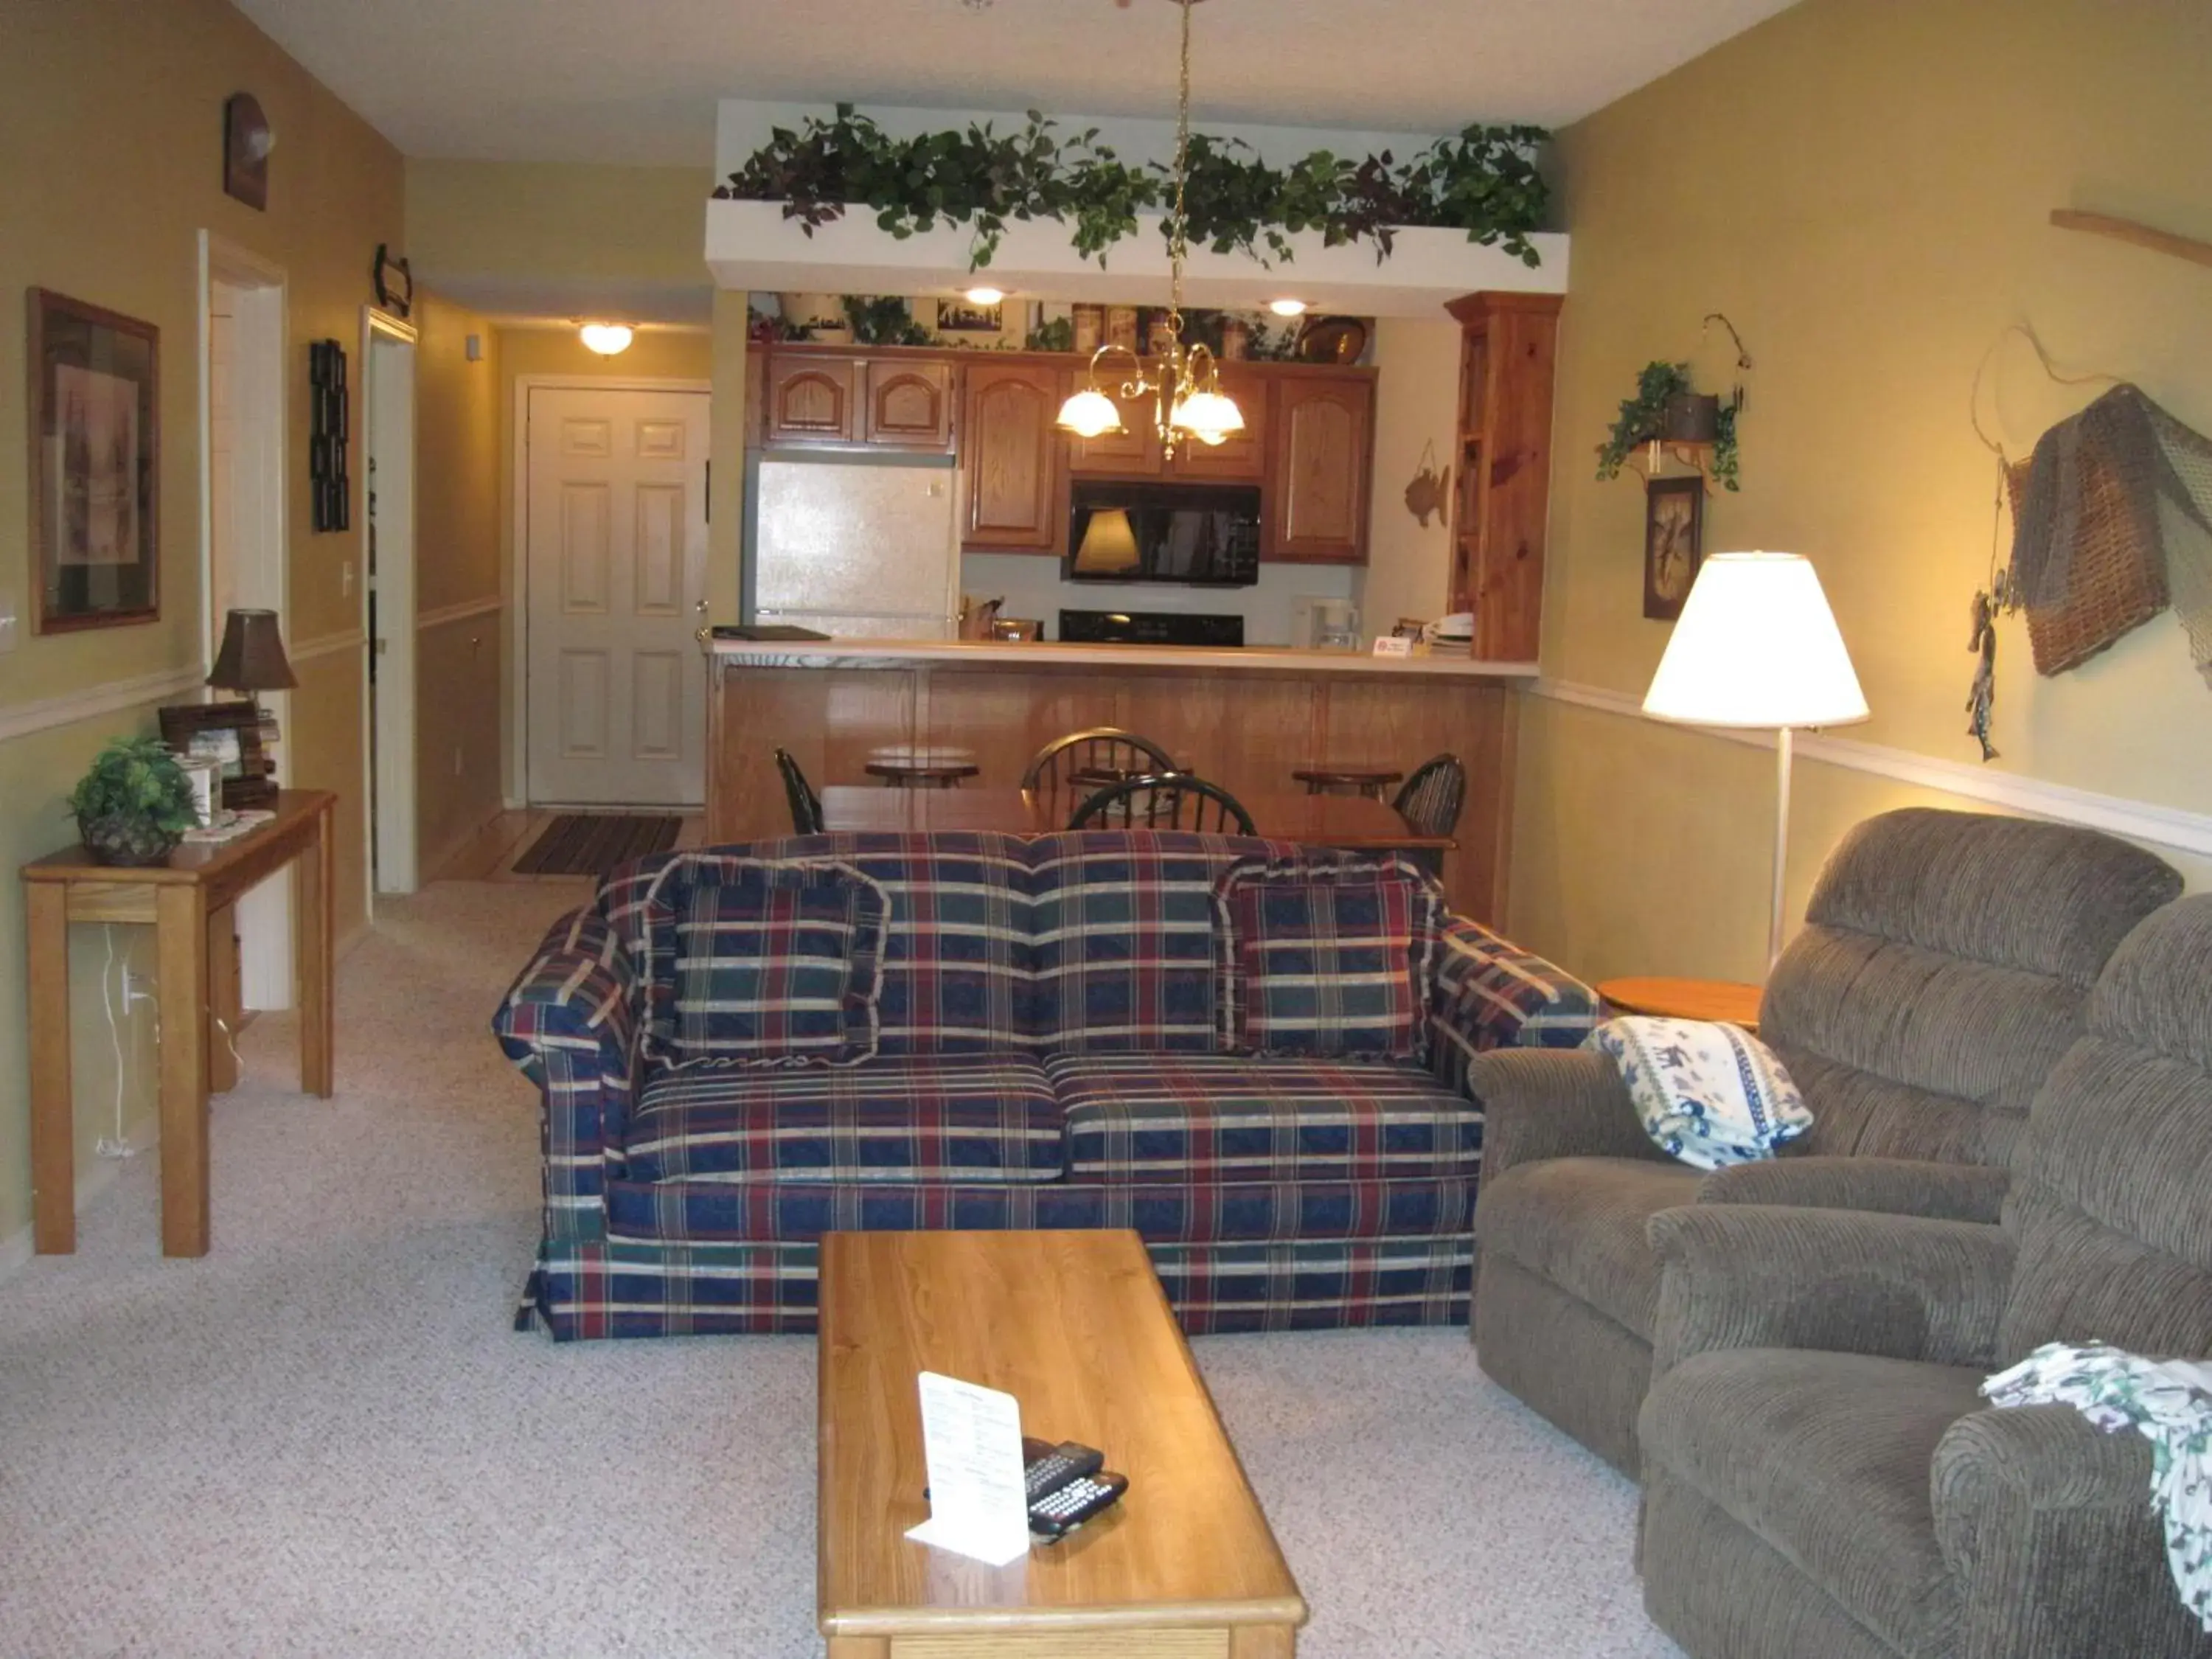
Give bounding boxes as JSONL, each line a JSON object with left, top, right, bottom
{"left": 525, "top": 386, "right": 709, "bottom": 805}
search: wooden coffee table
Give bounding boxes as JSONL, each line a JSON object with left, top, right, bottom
{"left": 818, "top": 1229, "right": 1307, "bottom": 1658}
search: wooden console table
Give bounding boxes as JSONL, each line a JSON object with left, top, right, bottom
{"left": 23, "top": 789, "right": 335, "bottom": 1257}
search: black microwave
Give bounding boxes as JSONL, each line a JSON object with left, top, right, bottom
{"left": 1065, "top": 481, "right": 1262, "bottom": 587}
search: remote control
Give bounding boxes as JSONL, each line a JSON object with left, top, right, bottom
{"left": 1029, "top": 1470, "right": 1129, "bottom": 1540}
{"left": 1024, "top": 1441, "right": 1105, "bottom": 1503}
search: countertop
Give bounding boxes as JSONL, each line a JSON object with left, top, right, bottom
{"left": 709, "top": 636, "right": 1538, "bottom": 679}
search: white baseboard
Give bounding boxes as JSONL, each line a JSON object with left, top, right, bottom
{"left": 1531, "top": 677, "right": 2212, "bottom": 860}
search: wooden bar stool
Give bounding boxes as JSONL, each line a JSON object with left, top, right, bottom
{"left": 864, "top": 745, "right": 980, "bottom": 788}
{"left": 1291, "top": 763, "right": 1404, "bottom": 800}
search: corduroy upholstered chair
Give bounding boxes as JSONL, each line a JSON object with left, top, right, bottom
{"left": 1637, "top": 893, "right": 2212, "bottom": 1659}
{"left": 1470, "top": 807, "right": 2181, "bottom": 1474}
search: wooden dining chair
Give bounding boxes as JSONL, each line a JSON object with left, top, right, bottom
{"left": 1068, "top": 773, "right": 1256, "bottom": 835}
{"left": 1023, "top": 728, "right": 1178, "bottom": 799}
{"left": 1393, "top": 753, "right": 1467, "bottom": 838}
{"left": 774, "top": 748, "right": 825, "bottom": 835}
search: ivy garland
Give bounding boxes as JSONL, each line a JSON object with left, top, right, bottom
{"left": 712, "top": 105, "right": 1550, "bottom": 272}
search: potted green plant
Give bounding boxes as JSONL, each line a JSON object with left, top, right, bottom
{"left": 69, "top": 735, "right": 198, "bottom": 866}
{"left": 1596, "top": 361, "right": 1741, "bottom": 491}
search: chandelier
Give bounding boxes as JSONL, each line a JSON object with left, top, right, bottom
{"left": 1054, "top": 0, "right": 1244, "bottom": 461}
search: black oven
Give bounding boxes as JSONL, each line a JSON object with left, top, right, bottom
{"left": 1065, "top": 481, "right": 1262, "bottom": 587}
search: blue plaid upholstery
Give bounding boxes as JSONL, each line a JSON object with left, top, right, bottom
{"left": 1048, "top": 1054, "right": 1478, "bottom": 1182}
{"left": 643, "top": 857, "right": 888, "bottom": 1067}
{"left": 602, "top": 1172, "right": 1471, "bottom": 1245}
{"left": 517, "top": 1234, "right": 1470, "bottom": 1339}
{"left": 491, "top": 830, "right": 1599, "bottom": 1340}
{"left": 1215, "top": 856, "right": 1444, "bottom": 1061}
{"left": 625, "top": 1055, "right": 1062, "bottom": 1184}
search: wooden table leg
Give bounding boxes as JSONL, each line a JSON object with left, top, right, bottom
{"left": 156, "top": 883, "right": 212, "bottom": 1257}
{"left": 296, "top": 799, "right": 334, "bottom": 1098}
{"left": 208, "top": 902, "right": 240, "bottom": 1096}
{"left": 27, "top": 883, "right": 75, "bottom": 1254}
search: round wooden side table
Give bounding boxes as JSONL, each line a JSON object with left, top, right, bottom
{"left": 1291, "top": 764, "right": 1404, "bottom": 801}
{"left": 1596, "top": 976, "right": 1763, "bottom": 1032}
{"left": 864, "top": 746, "right": 980, "bottom": 788}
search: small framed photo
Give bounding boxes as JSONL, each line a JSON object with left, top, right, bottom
{"left": 934, "top": 297, "right": 1004, "bottom": 335}
{"left": 159, "top": 701, "right": 276, "bottom": 810}
{"left": 1643, "top": 476, "right": 1705, "bottom": 621}
{"left": 28, "top": 288, "right": 160, "bottom": 633}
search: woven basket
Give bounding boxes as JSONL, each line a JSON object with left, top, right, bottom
{"left": 2006, "top": 450, "right": 2168, "bottom": 675}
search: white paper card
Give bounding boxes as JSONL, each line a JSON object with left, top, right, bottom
{"left": 1371, "top": 634, "right": 1413, "bottom": 657}
{"left": 905, "top": 1371, "right": 1031, "bottom": 1566}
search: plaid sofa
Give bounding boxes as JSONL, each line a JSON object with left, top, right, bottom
{"left": 493, "top": 831, "right": 1596, "bottom": 1340}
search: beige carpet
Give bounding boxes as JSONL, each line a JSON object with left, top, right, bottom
{"left": 0, "top": 881, "right": 1680, "bottom": 1658}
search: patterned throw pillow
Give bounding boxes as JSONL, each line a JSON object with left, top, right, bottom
{"left": 642, "top": 858, "right": 888, "bottom": 1068}
{"left": 1214, "top": 858, "right": 1444, "bottom": 1062}
{"left": 1586, "top": 1015, "right": 1812, "bottom": 1169}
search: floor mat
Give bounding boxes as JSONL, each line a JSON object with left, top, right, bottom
{"left": 512, "top": 813, "right": 681, "bottom": 876}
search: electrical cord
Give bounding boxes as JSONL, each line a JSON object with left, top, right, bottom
{"left": 95, "top": 925, "right": 134, "bottom": 1160}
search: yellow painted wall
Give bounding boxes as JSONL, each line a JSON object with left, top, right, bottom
{"left": 406, "top": 159, "right": 715, "bottom": 299}
{"left": 1512, "top": 0, "right": 2212, "bottom": 984}
{"left": 0, "top": 0, "right": 403, "bottom": 1247}
{"left": 411, "top": 293, "right": 507, "bottom": 872}
{"left": 1360, "top": 318, "right": 1464, "bottom": 635}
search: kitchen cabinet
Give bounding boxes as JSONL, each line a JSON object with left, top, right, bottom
{"left": 764, "top": 353, "right": 860, "bottom": 445}
{"left": 961, "top": 362, "right": 1064, "bottom": 552}
{"left": 1266, "top": 371, "right": 1374, "bottom": 563}
{"left": 1065, "top": 365, "right": 1267, "bottom": 481}
{"left": 1065, "top": 375, "right": 1164, "bottom": 477}
{"left": 1444, "top": 292, "right": 1562, "bottom": 661}
{"left": 1173, "top": 365, "right": 1267, "bottom": 481}
{"left": 864, "top": 360, "right": 954, "bottom": 451}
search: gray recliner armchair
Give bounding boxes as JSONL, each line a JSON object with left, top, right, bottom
{"left": 1638, "top": 893, "right": 2212, "bottom": 1658}
{"left": 1470, "top": 807, "right": 2180, "bottom": 1473}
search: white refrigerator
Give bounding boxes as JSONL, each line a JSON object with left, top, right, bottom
{"left": 745, "top": 453, "right": 962, "bottom": 639}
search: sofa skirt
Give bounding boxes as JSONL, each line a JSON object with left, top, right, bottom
{"left": 517, "top": 1232, "right": 1472, "bottom": 1340}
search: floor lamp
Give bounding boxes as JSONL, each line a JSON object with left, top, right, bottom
{"left": 1641, "top": 552, "right": 1869, "bottom": 968}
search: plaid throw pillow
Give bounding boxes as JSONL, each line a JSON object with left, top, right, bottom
{"left": 1214, "top": 858, "right": 1444, "bottom": 1062}
{"left": 643, "top": 858, "right": 888, "bottom": 1068}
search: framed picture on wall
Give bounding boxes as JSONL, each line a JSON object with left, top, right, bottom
{"left": 934, "top": 297, "right": 1004, "bottom": 335}
{"left": 27, "top": 288, "right": 160, "bottom": 633}
{"left": 1642, "top": 476, "right": 1704, "bottom": 621}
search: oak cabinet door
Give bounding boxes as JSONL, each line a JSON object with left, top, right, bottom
{"left": 961, "top": 364, "right": 1063, "bottom": 551}
{"left": 863, "top": 360, "right": 955, "bottom": 451}
{"left": 1173, "top": 367, "right": 1268, "bottom": 481}
{"left": 1066, "top": 374, "right": 1164, "bottom": 476}
{"left": 1267, "top": 372, "right": 1374, "bottom": 562}
{"left": 765, "top": 354, "right": 860, "bottom": 445}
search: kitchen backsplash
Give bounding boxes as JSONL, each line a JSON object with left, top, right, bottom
{"left": 959, "top": 554, "right": 1359, "bottom": 647}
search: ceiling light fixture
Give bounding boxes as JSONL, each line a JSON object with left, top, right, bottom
{"left": 1056, "top": 0, "right": 1243, "bottom": 460}
{"left": 962, "top": 285, "right": 1007, "bottom": 306}
{"left": 578, "top": 321, "right": 634, "bottom": 356}
{"left": 1267, "top": 299, "right": 1309, "bottom": 317}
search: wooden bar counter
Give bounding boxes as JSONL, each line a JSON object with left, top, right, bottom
{"left": 709, "top": 639, "right": 1534, "bottom": 924}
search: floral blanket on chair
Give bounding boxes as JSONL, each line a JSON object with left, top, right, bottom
{"left": 1984, "top": 1340, "right": 2212, "bottom": 1634}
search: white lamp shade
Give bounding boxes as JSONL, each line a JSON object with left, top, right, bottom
{"left": 1643, "top": 552, "right": 1870, "bottom": 729}
{"left": 1056, "top": 387, "right": 1124, "bottom": 439}
{"left": 1169, "top": 387, "right": 1245, "bottom": 445}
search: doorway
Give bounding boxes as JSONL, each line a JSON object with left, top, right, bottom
{"left": 515, "top": 380, "right": 710, "bottom": 807}
{"left": 363, "top": 309, "right": 418, "bottom": 895}
{"left": 198, "top": 233, "right": 292, "bottom": 1010}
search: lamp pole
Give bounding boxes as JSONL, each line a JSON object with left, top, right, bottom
{"left": 1769, "top": 726, "right": 1793, "bottom": 969}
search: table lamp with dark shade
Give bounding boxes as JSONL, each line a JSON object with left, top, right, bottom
{"left": 208, "top": 608, "right": 299, "bottom": 706}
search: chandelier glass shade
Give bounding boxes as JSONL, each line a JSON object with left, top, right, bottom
{"left": 1054, "top": 0, "right": 1244, "bottom": 460}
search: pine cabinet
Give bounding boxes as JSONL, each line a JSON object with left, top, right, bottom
{"left": 1173, "top": 366, "right": 1268, "bottom": 482}
{"left": 1266, "top": 372, "right": 1375, "bottom": 563}
{"left": 762, "top": 353, "right": 956, "bottom": 452}
{"left": 1444, "top": 292, "right": 1562, "bottom": 661}
{"left": 961, "top": 362, "right": 1063, "bottom": 552}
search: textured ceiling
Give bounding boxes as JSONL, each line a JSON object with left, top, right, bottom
{"left": 230, "top": 0, "right": 1801, "bottom": 166}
